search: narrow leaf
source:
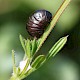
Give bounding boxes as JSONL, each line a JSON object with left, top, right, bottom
{"left": 16, "top": 67, "right": 20, "bottom": 76}
{"left": 21, "top": 68, "right": 35, "bottom": 80}
{"left": 31, "top": 39, "right": 37, "bottom": 56}
{"left": 12, "top": 50, "right": 16, "bottom": 74}
{"left": 19, "top": 35, "right": 26, "bottom": 51}
{"left": 37, "top": 38, "right": 41, "bottom": 47}
{"left": 31, "top": 55, "right": 46, "bottom": 69}
{"left": 25, "top": 39, "right": 31, "bottom": 58}
{"left": 47, "top": 36, "right": 68, "bottom": 59}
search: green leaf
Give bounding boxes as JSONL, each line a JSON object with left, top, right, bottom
{"left": 10, "top": 0, "right": 72, "bottom": 80}
{"left": 47, "top": 36, "right": 68, "bottom": 59}
{"left": 16, "top": 67, "right": 20, "bottom": 76}
{"left": 31, "top": 55, "right": 46, "bottom": 69}
{"left": 12, "top": 50, "right": 16, "bottom": 74}
{"left": 25, "top": 39, "right": 31, "bottom": 58}
{"left": 19, "top": 35, "right": 26, "bottom": 51}
{"left": 37, "top": 38, "right": 41, "bottom": 47}
{"left": 21, "top": 68, "right": 35, "bottom": 80}
{"left": 31, "top": 39, "right": 37, "bottom": 56}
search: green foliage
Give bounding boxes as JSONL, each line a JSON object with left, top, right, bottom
{"left": 47, "top": 36, "right": 68, "bottom": 59}
{"left": 10, "top": 35, "right": 68, "bottom": 80}
{"left": 25, "top": 39, "right": 31, "bottom": 58}
{"left": 12, "top": 50, "right": 16, "bottom": 74}
{"left": 31, "top": 39, "right": 37, "bottom": 56}
{"left": 19, "top": 35, "right": 26, "bottom": 52}
{"left": 10, "top": 0, "right": 71, "bottom": 80}
{"left": 31, "top": 55, "right": 46, "bottom": 69}
{"left": 19, "top": 35, "right": 41, "bottom": 58}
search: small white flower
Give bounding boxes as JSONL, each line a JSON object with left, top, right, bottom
{"left": 19, "top": 59, "right": 31, "bottom": 72}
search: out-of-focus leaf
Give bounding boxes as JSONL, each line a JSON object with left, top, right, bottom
{"left": 12, "top": 50, "right": 16, "bottom": 74}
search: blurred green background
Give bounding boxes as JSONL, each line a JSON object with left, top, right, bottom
{"left": 0, "top": 0, "right": 80, "bottom": 80}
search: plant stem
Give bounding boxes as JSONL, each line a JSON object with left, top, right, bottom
{"left": 12, "top": 50, "right": 16, "bottom": 74}
{"left": 10, "top": 0, "right": 72, "bottom": 80}
{"left": 36, "top": 0, "right": 71, "bottom": 53}
{"left": 10, "top": 75, "right": 21, "bottom": 80}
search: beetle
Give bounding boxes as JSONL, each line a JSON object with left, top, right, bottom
{"left": 26, "top": 10, "right": 52, "bottom": 38}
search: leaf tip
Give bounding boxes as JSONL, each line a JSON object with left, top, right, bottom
{"left": 64, "top": 35, "right": 69, "bottom": 42}
{"left": 66, "top": 35, "right": 69, "bottom": 38}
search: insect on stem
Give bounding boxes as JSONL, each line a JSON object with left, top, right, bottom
{"left": 36, "top": 0, "right": 72, "bottom": 53}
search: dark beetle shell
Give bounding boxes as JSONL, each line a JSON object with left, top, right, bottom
{"left": 26, "top": 10, "right": 52, "bottom": 38}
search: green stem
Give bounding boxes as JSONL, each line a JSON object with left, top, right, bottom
{"left": 10, "top": 75, "right": 21, "bottom": 80}
{"left": 10, "top": 0, "right": 72, "bottom": 80}
{"left": 36, "top": 0, "right": 71, "bottom": 53}
{"left": 12, "top": 50, "right": 16, "bottom": 74}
